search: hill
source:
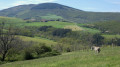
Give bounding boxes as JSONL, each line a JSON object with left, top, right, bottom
{"left": 93, "top": 21, "right": 120, "bottom": 34}
{"left": 0, "top": 47, "right": 120, "bottom": 67}
{"left": 1, "top": 3, "right": 120, "bottom": 23}
{"left": 0, "top": 16, "right": 25, "bottom": 23}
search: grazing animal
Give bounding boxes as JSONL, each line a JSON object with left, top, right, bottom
{"left": 91, "top": 46, "right": 101, "bottom": 53}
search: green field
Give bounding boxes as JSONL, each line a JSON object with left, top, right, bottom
{"left": 0, "top": 16, "right": 101, "bottom": 33}
{"left": 8, "top": 21, "right": 75, "bottom": 28}
{"left": 82, "top": 27, "right": 100, "bottom": 33}
{"left": 1, "top": 46, "right": 120, "bottom": 67}
{"left": 77, "top": 23, "right": 100, "bottom": 33}
{"left": 0, "top": 16, "right": 25, "bottom": 23}
{"left": 103, "top": 35, "right": 120, "bottom": 39}
{"left": 23, "top": 21, "right": 75, "bottom": 28}
{"left": 41, "top": 14, "right": 63, "bottom": 20}
{"left": 19, "top": 36, "right": 57, "bottom": 46}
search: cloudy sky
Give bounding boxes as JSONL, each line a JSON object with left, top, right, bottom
{"left": 0, "top": 0, "right": 120, "bottom": 12}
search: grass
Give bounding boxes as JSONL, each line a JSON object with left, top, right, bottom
{"left": 77, "top": 23, "right": 101, "bottom": 33}
{"left": 103, "top": 35, "right": 120, "bottom": 39}
{"left": 1, "top": 46, "right": 120, "bottom": 67}
{"left": 82, "top": 27, "right": 100, "bottom": 33}
{"left": 0, "top": 16, "right": 25, "bottom": 23}
{"left": 0, "top": 16, "right": 101, "bottom": 33}
{"left": 41, "top": 14, "right": 63, "bottom": 20}
{"left": 64, "top": 25, "right": 83, "bottom": 31}
{"left": 17, "top": 21, "right": 75, "bottom": 28}
{"left": 19, "top": 36, "right": 57, "bottom": 46}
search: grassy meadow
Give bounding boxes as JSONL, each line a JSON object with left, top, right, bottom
{"left": 41, "top": 14, "right": 63, "bottom": 20}
{"left": 23, "top": 21, "right": 75, "bottom": 28}
{"left": 0, "top": 16, "right": 101, "bottom": 33}
{"left": 0, "top": 16, "right": 25, "bottom": 23}
{"left": 77, "top": 23, "right": 100, "bottom": 33}
{"left": 19, "top": 36, "right": 57, "bottom": 46}
{"left": 103, "top": 35, "right": 120, "bottom": 39}
{"left": 1, "top": 16, "right": 120, "bottom": 67}
{"left": 0, "top": 46, "right": 120, "bottom": 67}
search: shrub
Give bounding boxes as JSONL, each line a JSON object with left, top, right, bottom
{"left": 52, "top": 29, "right": 71, "bottom": 37}
{"left": 38, "top": 26, "right": 52, "bottom": 32}
{"left": 40, "top": 45, "right": 52, "bottom": 53}
{"left": 23, "top": 49, "right": 34, "bottom": 60}
{"left": 92, "top": 33, "right": 104, "bottom": 46}
{"left": 34, "top": 44, "right": 52, "bottom": 55}
{"left": 0, "top": 61, "right": 5, "bottom": 65}
{"left": 41, "top": 50, "right": 61, "bottom": 57}
{"left": 66, "top": 48, "right": 71, "bottom": 52}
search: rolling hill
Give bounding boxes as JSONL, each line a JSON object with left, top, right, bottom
{"left": 1, "top": 47, "right": 120, "bottom": 67}
{"left": 0, "top": 3, "right": 120, "bottom": 23}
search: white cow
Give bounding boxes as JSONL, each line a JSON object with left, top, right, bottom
{"left": 91, "top": 46, "right": 101, "bottom": 53}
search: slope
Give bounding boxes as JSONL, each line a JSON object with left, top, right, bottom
{"left": 0, "top": 3, "right": 120, "bottom": 23}
{"left": 0, "top": 47, "right": 120, "bottom": 67}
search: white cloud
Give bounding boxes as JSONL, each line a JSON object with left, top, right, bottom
{"left": 12, "top": 0, "right": 57, "bottom": 6}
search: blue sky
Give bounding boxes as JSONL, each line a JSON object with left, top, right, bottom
{"left": 0, "top": 0, "right": 120, "bottom": 12}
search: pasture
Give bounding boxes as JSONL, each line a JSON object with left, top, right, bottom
{"left": 19, "top": 36, "right": 57, "bottom": 46}
{"left": 23, "top": 21, "right": 75, "bottom": 28}
{"left": 41, "top": 14, "right": 63, "bottom": 20}
{"left": 1, "top": 46, "right": 120, "bottom": 67}
{"left": 64, "top": 25, "right": 83, "bottom": 31}
{"left": 0, "top": 16, "right": 25, "bottom": 23}
{"left": 103, "top": 35, "right": 120, "bottom": 39}
{"left": 77, "top": 23, "right": 100, "bottom": 33}
{"left": 0, "top": 16, "right": 101, "bottom": 34}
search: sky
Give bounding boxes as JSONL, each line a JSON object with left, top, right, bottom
{"left": 0, "top": 0, "right": 120, "bottom": 12}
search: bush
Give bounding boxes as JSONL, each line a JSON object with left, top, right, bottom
{"left": 34, "top": 44, "right": 52, "bottom": 55}
{"left": 33, "top": 44, "right": 60, "bottom": 58}
{"left": 23, "top": 49, "right": 34, "bottom": 60}
{"left": 6, "top": 48, "right": 21, "bottom": 61}
{"left": 92, "top": 33, "right": 104, "bottom": 46}
{"left": 41, "top": 50, "right": 61, "bottom": 57}
{"left": 66, "top": 48, "right": 71, "bottom": 52}
{"left": 38, "top": 26, "right": 52, "bottom": 32}
{"left": 52, "top": 29, "right": 71, "bottom": 37}
{"left": 40, "top": 45, "right": 52, "bottom": 53}
{"left": 0, "top": 61, "right": 5, "bottom": 65}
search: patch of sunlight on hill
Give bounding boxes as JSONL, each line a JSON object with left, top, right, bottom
{"left": 64, "top": 25, "right": 84, "bottom": 31}
{"left": 41, "top": 14, "right": 63, "bottom": 20}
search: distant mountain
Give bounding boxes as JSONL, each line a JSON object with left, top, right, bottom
{"left": 0, "top": 3, "right": 120, "bottom": 23}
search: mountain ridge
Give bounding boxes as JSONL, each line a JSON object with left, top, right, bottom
{"left": 0, "top": 3, "right": 120, "bottom": 23}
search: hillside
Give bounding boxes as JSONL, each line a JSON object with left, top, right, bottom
{"left": 0, "top": 47, "right": 120, "bottom": 67}
{"left": 1, "top": 3, "right": 120, "bottom": 23}
{"left": 0, "top": 16, "right": 25, "bottom": 23}
{"left": 0, "top": 12, "right": 120, "bottom": 67}
{"left": 94, "top": 21, "right": 120, "bottom": 34}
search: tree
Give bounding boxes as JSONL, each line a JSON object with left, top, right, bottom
{"left": 92, "top": 34, "right": 104, "bottom": 46}
{"left": 52, "top": 29, "right": 71, "bottom": 37}
{"left": 34, "top": 43, "right": 52, "bottom": 55}
{"left": 111, "top": 38, "right": 120, "bottom": 46}
{"left": 0, "top": 22, "right": 16, "bottom": 61}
